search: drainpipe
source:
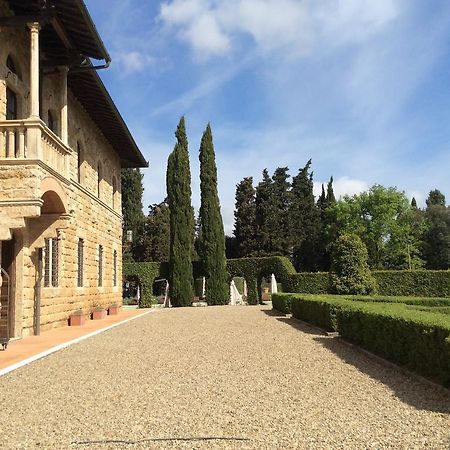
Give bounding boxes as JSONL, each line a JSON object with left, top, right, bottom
{"left": 35, "top": 248, "right": 43, "bottom": 336}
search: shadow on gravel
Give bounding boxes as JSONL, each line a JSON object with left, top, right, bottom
{"left": 270, "top": 314, "right": 328, "bottom": 336}
{"left": 314, "top": 336, "right": 450, "bottom": 414}
{"left": 261, "top": 309, "right": 286, "bottom": 317}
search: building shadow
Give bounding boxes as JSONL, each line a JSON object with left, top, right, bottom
{"left": 314, "top": 335, "right": 450, "bottom": 414}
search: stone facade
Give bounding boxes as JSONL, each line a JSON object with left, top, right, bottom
{"left": 0, "top": 0, "right": 138, "bottom": 337}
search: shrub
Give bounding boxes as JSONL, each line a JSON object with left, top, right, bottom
{"left": 289, "top": 272, "right": 330, "bottom": 294}
{"left": 330, "top": 234, "right": 377, "bottom": 295}
{"left": 288, "top": 294, "right": 450, "bottom": 387}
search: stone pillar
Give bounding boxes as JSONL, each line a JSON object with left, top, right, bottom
{"left": 59, "top": 66, "right": 69, "bottom": 145}
{"left": 28, "top": 22, "right": 41, "bottom": 119}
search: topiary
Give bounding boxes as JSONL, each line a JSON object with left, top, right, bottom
{"left": 330, "top": 233, "right": 377, "bottom": 295}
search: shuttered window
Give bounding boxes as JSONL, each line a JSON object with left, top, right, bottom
{"left": 98, "top": 245, "right": 103, "bottom": 287}
{"left": 44, "top": 238, "right": 59, "bottom": 287}
{"left": 77, "top": 239, "right": 84, "bottom": 287}
{"left": 113, "top": 250, "right": 117, "bottom": 287}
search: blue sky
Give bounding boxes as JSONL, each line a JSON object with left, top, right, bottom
{"left": 86, "top": 0, "right": 450, "bottom": 234}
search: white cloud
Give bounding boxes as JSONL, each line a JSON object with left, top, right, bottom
{"left": 114, "top": 50, "right": 156, "bottom": 75}
{"left": 158, "top": 0, "right": 399, "bottom": 58}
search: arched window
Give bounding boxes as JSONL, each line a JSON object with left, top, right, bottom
{"left": 6, "top": 55, "right": 21, "bottom": 79}
{"left": 6, "top": 87, "right": 17, "bottom": 120}
{"left": 47, "top": 110, "right": 56, "bottom": 133}
{"left": 77, "top": 142, "right": 83, "bottom": 184}
{"left": 97, "top": 162, "right": 102, "bottom": 199}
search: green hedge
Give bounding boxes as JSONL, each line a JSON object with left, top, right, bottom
{"left": 373, "top": 270, "right": 450, "bottom": 297}
{"left": 227, "top": 256, "right": 296, "bottom": 304}
{"left": 288, "top": 272, "right": 330, "bottom": 294}
{"left": 124, "top": 262, "right": 169, "bottom": 307}
{"left": 287, "top": 293, "right": 450, "bottom": 386}
{"left": 272, "top": 294, "right": 292, "bottom": 314}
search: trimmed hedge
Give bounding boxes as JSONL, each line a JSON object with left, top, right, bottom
{"left": 124, "top": 262, "right": 169, "bottom": 307}
{"left": 285, "top": 293, "right": 450, "bottom": 386}
{"left": 227, "top": 256, "right": 296, "bottom": 304}
{"left": 373, "top": 270, "right": 450, "bottom": 297}
{"left": 272, "top": 294, "right": 292, "bottom": 314}
{"left": 288, "top": 272, "right": 330, "bottom": 294}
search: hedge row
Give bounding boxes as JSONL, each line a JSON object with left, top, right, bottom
{"left": 271, "top": 294, "right": 292, "bottom": 314}
{"left": 278, "top": 293, "right": 450, "bottom": 386}
{"left": 373, "top": 270, "right": 450, "bottom": 297}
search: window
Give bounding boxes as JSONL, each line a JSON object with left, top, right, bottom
{"left": 113, "top": 250, "right": 117, "bottom": 287}
{"left": 77, "top": 143, "right": 83, "bottom": 184}
{"left": 44, "top": 238, "right": 59, "bottom": 287}
{"left": 6, "top": 87, "right": 17, "bottom": 120}
{"left": 98, "top": 245, "right": 103, "bottom": 287}
{"left": 6, "top": 55, "right": 21, "bottom": 79}
{"left": 77, "top": 239, "right": 84, "bottom": 287}
{"left": 47, "top": 110, "right": 56, "bottom": 134}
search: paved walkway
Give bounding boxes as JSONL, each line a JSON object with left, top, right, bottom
{"left": 0, "top": 306, "right": 449, "bottom": 449}
{"left": 0, "top": 308, "right": 149, "bottom": 372}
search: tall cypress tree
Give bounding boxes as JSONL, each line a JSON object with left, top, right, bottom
{"left": 289, "top": 160, "right": 321, "bottom": 271}
{"left": 326, "top": 176, "right": 336, "bottom": 204}
{"left": 199, "top": 124, "right": 228, "bottom": 305}
{"left": 255, "top": 169, "right": 278, "bottom": 255}
{"left": 234, "top": 177, "right": 257, "bottom": 257}
{"left": 272, "top": 167, "right": 292, "bottom": 256}
{"left": 142, "top": 201, "right": 170, "bottom": 262}
{"left": 166, "top": 117, "right": 194, "bottom": 306}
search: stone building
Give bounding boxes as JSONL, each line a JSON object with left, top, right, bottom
{"left": 0, "top": 0, "right": 147, "bottom": 338}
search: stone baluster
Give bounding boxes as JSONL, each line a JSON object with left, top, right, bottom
{"left": 0, "top": 129, "right": 5, "bottom": 158}
{"left": 18, "top": 128, "right": 25, "bottom": 158}
{"left": 7, "top": 129, "right": 15, "bottom": 158}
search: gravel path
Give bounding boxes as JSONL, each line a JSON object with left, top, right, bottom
{"left": 0, "top": 305, "right": 449, "bottom": 449}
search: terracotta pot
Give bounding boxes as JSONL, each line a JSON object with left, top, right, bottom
{"left": 108, "top": 306, "right": 120, "bottom": 315}
{"left": 69, "top": 314, "right": 85, "bottom": 326}
{"left": 92, "top": 309, "right": 107, "bottom": 320}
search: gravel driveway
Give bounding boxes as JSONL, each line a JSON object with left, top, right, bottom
{"left": 0, "top": 305, "right": 449, "bottom": 449}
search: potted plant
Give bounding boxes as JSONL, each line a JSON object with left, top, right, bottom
{"left": 92, "top": 305, "right": 107, "bottom": 320}
{"left": 108, "top": 304, "right": 120, "bottom": 315}
{"left": 69, "top": 309, "right": 85, "bottom": 326}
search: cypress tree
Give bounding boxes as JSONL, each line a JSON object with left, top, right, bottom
{"left": 121, "top": 168, "right": 145, "bottom": 261}
{"left": 199, "top": 124, "right": 228, "bottom": 305}
{"left": 142, "top": 201, "right": 170, "bottom": 262}
{"left": 326, "top": 176, "right": 336, "bottom": 204}
{"left": 166, "top": 117, "right": 194, "bottom": 306}
{"left": 272, "top": 167, "right": 292, "bottom": 256}
{"left": 289, "top": 160, "right": 321, "bottom": 271}
{"left": 411, "top": 197, "right": 418, "bottom": 209}
{"left": 255, "top": 169, "right": 278, "bottom": 255}
{"left": 233, "top": 177, "right": 257, "bottom": 257}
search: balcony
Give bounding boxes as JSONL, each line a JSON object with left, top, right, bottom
{"left": 0, "top": 118, "right": 70, "bottom": 179}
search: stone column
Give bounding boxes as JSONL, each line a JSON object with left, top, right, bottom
{"left": 28, "top": 22, "right": 41, "bottom": 119}
{"left": 59, "top": 66, "right": 69, "bottom": 145}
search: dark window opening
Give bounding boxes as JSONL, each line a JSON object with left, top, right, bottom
{"left": 6, "top": 87, "right": 17, "bottom": 120}
{"left": 44, "top": 238, "right": 59, "bottom": 287}
{"left": 77, "top": 239, "right": 84, "bottom": 287}
{"left": 6, "top": 55, "right": 20, "bottom": 79}
{"left": 47, "top": 110, "right": 56, "bottom": 133}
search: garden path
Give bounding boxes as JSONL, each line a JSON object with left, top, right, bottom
{"left": 0, "top": 305, "right": 449, "bottom": 449}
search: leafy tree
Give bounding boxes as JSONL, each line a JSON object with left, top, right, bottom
{"left": 255, "top": 169, "right": 278, "bottom": 255}
{"left": 426, "top": 189, "right": 446, "bottom": 207}
{"left": 330, "top": 233, "right": 377, "bottom": 295}
{"left": 142, "top": 201, "right": 170, "bottom": 262}
{"left": 289, "top": 160, "right": 321, "bottom": 271}
{"left": 330, "top": 184, "right": 421, "bottom": 269}
{"left": 199, "top": 124, "right": 228, "bottom": 305}
{"left": 423, "top": 204, "right": 450, "bottom": 269}
{"left": 233, "top": 177, "right": 257, "bottom": 257}
{"left": 166, "top": 117, "right": 194, "bottom": 306}
{"left": 121, "top": 168, "right": 145, "bottom": 261}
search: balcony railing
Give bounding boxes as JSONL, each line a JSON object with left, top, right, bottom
{"left": 0, "top": 119, "right": 70, "bottom": 178}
